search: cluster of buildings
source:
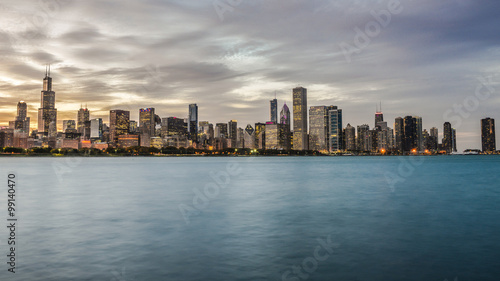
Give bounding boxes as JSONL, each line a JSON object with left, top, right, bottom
{"left": 0, "top": 70, "right": 498, "bottom": 154}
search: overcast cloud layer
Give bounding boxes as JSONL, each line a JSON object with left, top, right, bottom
{"left": 0, "top": 0, "right": 499, "bottom": 151}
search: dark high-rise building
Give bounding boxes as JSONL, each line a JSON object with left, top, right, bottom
{"left": 17, "top": 101, "right": 27, "bottom": 121}
{"left": 481, "top": 118, "right": 496, "bottom": 153}
{"left": 110, "top": 110, "right": 130, "bottom": 143}
{"left": 394, "top": 117, "right": 404, "bottom": 153}
{"left": 15, "top": 101, "right": 30, "bottom": 133}
{"left": 415, "top": 116, "right": 423, "bottom": 152}
{"left": 280, "top": 103, "right": 291, "bottom": 150}
{"left": 403, "top": 116, "right": 418, "bottom": 153}
{"left": 375, "top": 104, "right": 384, "bottom": 129}
{"left": 428, "top": 127, "right": 438, "bottom": 151}
{"left": 270, "top": 98, "right": 278, "bottom": 123}
{"left": 293, "top": 87, "right": 308, "bottom": 150}
{"left": 255, "top": 122, "right": 266, "bottom": 149}
{"left": 328, "top": 108, "right": 343, "bottom": 152}
{"left": 77, "top": 107, "right": 90, "bottom": 137}
{"left": 357, "top": 124, "right": 371, "bottom": 152}
{"left": 139, "top": 108, "right": 156, "bottom": 137}
{"left": 345, "top": 124, "right": 356, "bottom": 151}
{"left": 37, "top": 67, "right": 57, "bottom": 137}
{"left": 228, "top": 120, "right": 238, "bottom": 145}
{"left": 188, "top": 104, "right": 198, "bottom": 142}
{"left": 161, "top": 117, "right": 187, "bottom": 137}
{"left": 215, "top": 123, "right": 228, "bottom": 138}
{"left": 442, "top": 122, "right": 453, "bottom": 153}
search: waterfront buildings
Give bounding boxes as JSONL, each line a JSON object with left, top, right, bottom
{"left": 188, "top": 104, "right": 198, "bottom": 142}
{"left": 37, "top": 67, "right": 57, "bottom": 138}
{"left": 270, "top": 98, "right": 278, "bottom": 124}
{"left": 293, "top": 87, "right": 308, "bottom": 150}
{"left": 110, "top": 110, "right": 130, "bottom": 143}
{"left": 481, "top": 118, "right": 496, "bottom": 153}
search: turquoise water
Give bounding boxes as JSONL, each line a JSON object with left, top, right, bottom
{"left": 0, "top": 156, "right": 499, "bottom": 280}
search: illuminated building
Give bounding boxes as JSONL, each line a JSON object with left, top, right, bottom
{"left": 188, "top": 104, "right": 198, "bottom": 142}
{"left": 37, "top": 66, "right": 57, "bottom": 137}
{"left": 481, "top": 118, "right": 496, "bottom": 153}
{"left": 139, "top": 108, "right": 156, "bottom": 137}
{"left": 309, "top": 106, "right": 328, "bottom": 151}
{"left": 110, "top": 110, "right": 130, "bottom": 144}
{"left": 293, "top": 87, "right": 308, "bottom": 150}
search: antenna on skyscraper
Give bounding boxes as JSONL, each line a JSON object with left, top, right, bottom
{"left": 48, "top": 64, "right": 50, "bottom": 77}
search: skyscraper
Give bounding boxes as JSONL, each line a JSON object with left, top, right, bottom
{"left": 255, "top": 122, "right": 266, "bottom": 149}
{"left": 17, "top": 101, "right": 27, "bottom": 120}
{"left": 481, "top": 118, "right": 496, "bottom": 153}
{"left": 394, "top": 117, "right": 404, "bottom": 153}
{"left": 244, "top": 124, "right": 256, "bottom": 149}
{"left": 443, "top": 122, "right": 453, "bottom": 153}
{"left": 427, "top": 127, "right": 438, "bottom": 151}
{"left": 403, "top": 116, "right": 418, "bottom": 153}
{"left": 375, "top": 104, "right": 384, "bottom": 129}
{"left": 270, "top": 98, "right": 278, "bottom": 123}
{"left": 357, "top": 124, "right": 371, "bottom": 152}
{"left": 90, "top": 118, "right": 103, "bottom": 140}
{"left": 188, "top": 104, "right": 198, "bottom": 142}
{"left": 293, "top": 87, "right": 308, "bottom": 150}
{"left": 139, "top": 108, "right": 156, "bottom": 137}
{"left": 328, "top": 108, "right": 343, "bottom": 152}
{"left": 215, "top": 123, "right": 228, "bottom": 138}
{"left": 77, "top": 107, "right": 90, "bottom": 138}
{"left": 415, "top": 116, "right": 423, "bottom": 152}
{"left": 345, "top": 124, "right": 356, "bottom": 151}
{"left": 16, "top": 101, "right": 30, "bottom": 133}
{"left": 309, "top": 106, "right": 328, "bottom": 151}
{"left": 110, "top": 110, "right": 130, "bottom": 143}
{"left": 228, "top": 120, "right": 238, "bottom": 145}
{"left": 37, "top": 67, "right": 57, "bottom": 137}
{"left": 280, "top": 103, "right": 291, "bottom": 150}
{"left": 63, "top": 120, "right": 76, "bottom": 133}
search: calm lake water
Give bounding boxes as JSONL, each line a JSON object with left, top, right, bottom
{"left": 0, "top": 156, "right": 499, "bottom": 281}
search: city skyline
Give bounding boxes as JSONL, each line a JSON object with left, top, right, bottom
{"left": 0, "top": 70, "right": 498, "bottom": 152}
{"left": 1, "top": 1, "right": 500, "bottom": 151}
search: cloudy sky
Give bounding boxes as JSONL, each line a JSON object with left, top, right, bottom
{"left": 0, "top": 0, "right": 499, "bottom": 151}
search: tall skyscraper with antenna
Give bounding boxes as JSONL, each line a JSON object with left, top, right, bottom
{"left": 375, "top": 102, "right": 383, "bottom": 128}
{"left": 37, "top": 65, "right": 57, "bottom": 137}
